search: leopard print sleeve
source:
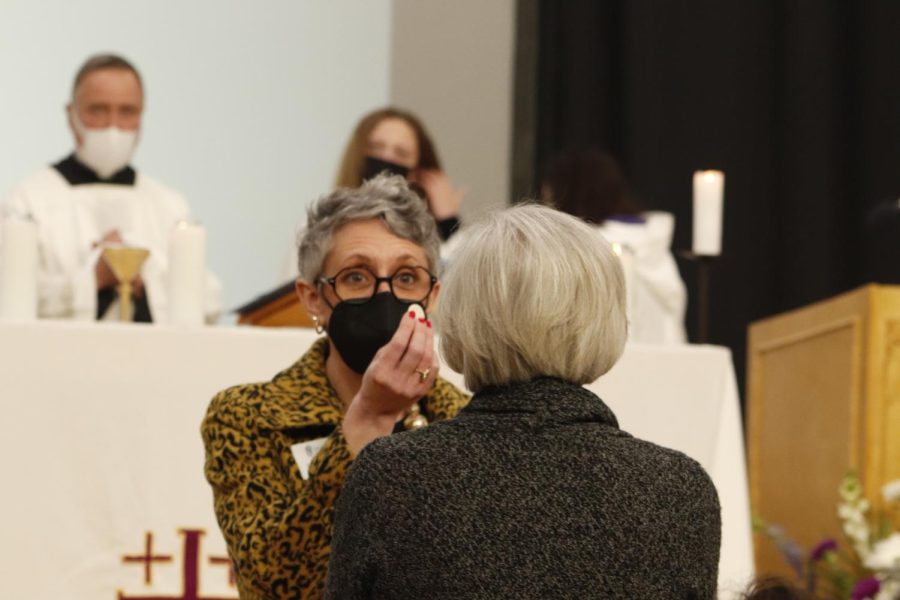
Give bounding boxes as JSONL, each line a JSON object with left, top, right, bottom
{"left": 202, "top": 385, "right": 352, "bottom": 600}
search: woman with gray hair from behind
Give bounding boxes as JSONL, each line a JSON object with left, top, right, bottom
{"left": 326, "top": 203, "right": 721, "bottom": 599}
{"left": 202, "top": 174, "right": 468, "bottom": 599}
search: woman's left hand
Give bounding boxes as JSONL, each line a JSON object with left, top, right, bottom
{"left": 411, "top": 169, "right": 466, "bottom": 221}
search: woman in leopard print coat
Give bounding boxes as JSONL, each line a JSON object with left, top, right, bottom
{"left": 202, "top": 175, "right": 468, "bottom": 599}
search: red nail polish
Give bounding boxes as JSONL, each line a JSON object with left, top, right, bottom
{"left": 426, "top": 320, "right": 432, "bottom": 328}
{"left": 408, "top": 311, "right": 416, "bottom": 319}
{"left": 418, "top": 318, "right": 426, "bottom": 323}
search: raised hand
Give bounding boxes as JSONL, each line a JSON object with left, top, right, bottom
{"left": 411, "top": 169, "right": 466, "bottom": 221}
{"left": 342, "top": 309, "right": 438, "bottom": 456}
{"left": 94, "top": 229, "right": 124, "bottom": 290}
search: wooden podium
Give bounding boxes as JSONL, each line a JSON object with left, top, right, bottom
{"left": 747, "top": 284, "right": 900, "bottom": 576}
{"left": 235, "top": 281, "right": 315, "bottom": 328}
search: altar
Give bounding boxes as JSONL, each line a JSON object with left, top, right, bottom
{"left": 0, "top": 321, "right": 753, "bottom": 598}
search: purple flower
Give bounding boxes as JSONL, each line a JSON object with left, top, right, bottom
{"left": 810, "top": 538, "right": 838, "bottom": 561}
{"left": 851, "top": 577, "right": 880, "bottom": 600}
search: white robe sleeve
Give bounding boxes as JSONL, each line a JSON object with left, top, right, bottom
{"left": 633, "top": 214, "right": 688, "bottom": 344}
{"left": 2, "top": 180, "right": 99, "bottom": 321}
{"left": 599, "top": 213, "right": 688, "bottom": 345}
{"left": 58, "top": 246, "right": 101, "bottom": 321}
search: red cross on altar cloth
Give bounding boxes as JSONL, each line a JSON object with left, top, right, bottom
{"left": 122, "top": 532, "right": 173, "bottom": 586}
{"left": 208, "top": 556, "right": 236, "bottom": 587}
{"left": 118, "top": 529, "right": 236, "bottom": 600}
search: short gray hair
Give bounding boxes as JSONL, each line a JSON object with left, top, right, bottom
{"left": 439, "top": 203, "right": 627, "bottom": 392}
{"left": 297, "top": 174, "right": 440, "bottom": 281}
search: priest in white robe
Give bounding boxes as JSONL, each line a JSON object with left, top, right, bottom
{"left": 1, "top": 53, "right": 221, "bottom": 323}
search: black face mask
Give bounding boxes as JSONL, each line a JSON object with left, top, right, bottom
{"left": 362, "top": 156, "right": 410, "bottom": 181}
{"left": 327, "top": 292, "right": 421, "bottom": 374}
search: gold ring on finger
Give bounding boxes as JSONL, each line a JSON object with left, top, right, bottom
{"left": 415, "top": 367, "right": 431, "bottom": 382}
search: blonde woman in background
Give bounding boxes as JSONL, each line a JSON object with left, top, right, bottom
{"left": 335, "top": 107, "right": 465, "bottom": 241}
{"left": 280, "top": 108, "right": 465, "bottom": 281}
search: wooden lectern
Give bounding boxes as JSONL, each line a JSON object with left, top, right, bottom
{"left": 747, "top": 284, "right": 900, "bottom": 576}
{"left": 235, "top": 281, "right": 315, "bottom": 328}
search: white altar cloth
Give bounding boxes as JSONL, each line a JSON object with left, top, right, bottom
{"left": 0, "top": 321, "right": 753, "bottom": 599}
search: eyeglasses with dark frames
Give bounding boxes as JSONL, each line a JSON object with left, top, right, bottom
{"left": 317, "top": 265, "right": 437, "bottom": 306}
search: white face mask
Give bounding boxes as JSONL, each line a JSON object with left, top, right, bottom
{"left": 71, "top": 110, "right": 139, "bottom": 179}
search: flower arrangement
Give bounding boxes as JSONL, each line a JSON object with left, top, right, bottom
{"left": 756, "top": 472, "right": 900, "bottom": 599}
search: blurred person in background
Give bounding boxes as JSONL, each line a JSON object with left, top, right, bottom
{"left": 0, "top": 53, "right": 221, "bottom": 323}
{"left": 542, "top": 148, "right": 687, "bottom": 344}
{"left": 335, "top": 107, "right": 465, "bottom": 242}
{"left": 280, "top": 107, "right": 466, "bottom": 282}
{"left": 741, "top": 577, "right": 814, "bottom": 600}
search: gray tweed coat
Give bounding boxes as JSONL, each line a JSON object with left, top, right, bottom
{"left": 325, "top": 377, "right": 721, "bottom": 599}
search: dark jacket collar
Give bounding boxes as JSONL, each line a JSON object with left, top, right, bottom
{"left": 462, "top": 377, "right": 619, "bottom": 429}
{"left": 53, "top": 154, "right": 136, "bottom": 186}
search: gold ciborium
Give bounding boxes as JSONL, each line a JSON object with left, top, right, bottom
{"left": 101, "top": 247, "right": 150, "bottom": 322}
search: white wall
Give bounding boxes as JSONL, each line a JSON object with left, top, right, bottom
{"left": 390, "top": 0, "right": 515, "bottom": 222}
{"left": 0, "top": 0, "right": 393, "bottom": 312}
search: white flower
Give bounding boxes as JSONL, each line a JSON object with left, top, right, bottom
{"left": 882, "top": 480, "right": 900, "bottom": 503}
{"left": 874, "top": 578, "right": 900, "bottom": 600}
{"left": 844, "top": 519, "right": 871, "bottom": 542}
{"left": 865, "top": 533, "right": 900, "bottom": 572}
{"left": 839, "top": 504, "right": 861, "bottom": 520}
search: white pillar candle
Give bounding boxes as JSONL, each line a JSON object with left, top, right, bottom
{"left": 168, "top": 221, "right": 207, "bottom": 326}
{"left": 692, "top": 170, "right": 725, "bottom": 256}
{"left": 0, "top": 215, "right": 39, "bottom": 321}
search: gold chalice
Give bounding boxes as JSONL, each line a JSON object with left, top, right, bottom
{"left": 101, "top": 247, "right": 150, "bottom": 322}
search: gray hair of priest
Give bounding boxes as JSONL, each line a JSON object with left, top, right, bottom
{"left": 439, "top": 203, "right": 628, "bottom": 393}
{"left": 73, "top": 53, "right": 143, "bottom": 96}
{"left": 297, "top": 174, "right": 441, "bottom": 281}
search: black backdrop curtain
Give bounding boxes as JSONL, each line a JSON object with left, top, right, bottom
{"left": 517, "top": 0, "right": 900, "bottom": 393}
